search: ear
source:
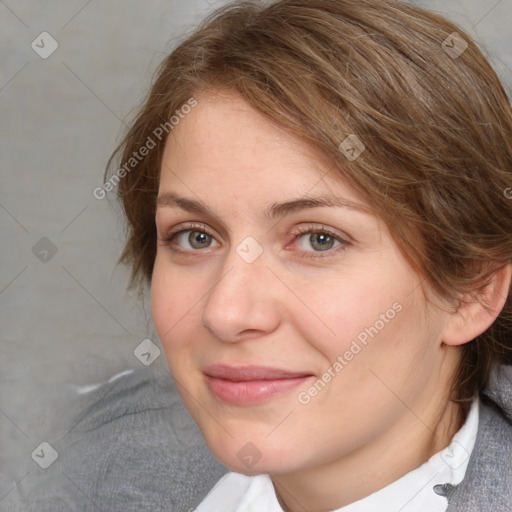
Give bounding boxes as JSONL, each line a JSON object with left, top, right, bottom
{"left": 442, "top": 263, "right": 512, "bottom": 346}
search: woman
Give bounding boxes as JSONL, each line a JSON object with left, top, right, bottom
{"left": 107, "top": 0, "right": 512, "bottom": 510}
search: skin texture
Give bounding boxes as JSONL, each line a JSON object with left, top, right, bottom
{"left": 151, "top": 92, "right": 510, "bottom": 512}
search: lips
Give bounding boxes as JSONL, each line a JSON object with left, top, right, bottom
{"left": 204, "top": 364, "right": 314, "bottom": 405}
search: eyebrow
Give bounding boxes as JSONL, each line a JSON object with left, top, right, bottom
{"left": 155, "top": 191, "right": 373, "bottom": 220}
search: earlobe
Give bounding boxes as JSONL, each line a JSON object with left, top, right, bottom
{"left": 442, "top": 263, "right": 512, "bottom": 346}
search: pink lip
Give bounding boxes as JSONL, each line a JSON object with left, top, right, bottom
{"left": 204, "top": 365, "right": 314, "bottom": 405}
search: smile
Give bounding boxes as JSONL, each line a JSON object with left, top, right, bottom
{"left": 204, "top": 365, "right": 315, "bottom": 405}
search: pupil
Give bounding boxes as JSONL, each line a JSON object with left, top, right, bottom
{"left": 190, "top": 231, "right": 210, "bottom": 248}
{"left": 311, "top": 233, "right": 333, "bottom": 251}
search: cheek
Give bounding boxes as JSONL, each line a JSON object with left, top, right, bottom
{"left": 290, "top": 293, "right": 432, "bottom": 448}
{"left": 289, "top": 266, "right": 410, "bottom": 362}
{"left": 150, "top": 257, "right": 204, "bottom": 361}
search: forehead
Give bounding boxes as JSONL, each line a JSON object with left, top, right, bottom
{"left": 163, "top": 92, "right": 317, "bottom": 173}
{"left": 159, "top": 91, "right": 367, "bottom": 206}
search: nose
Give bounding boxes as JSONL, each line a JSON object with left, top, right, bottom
{"left": 201, "top": 247, "right": 281, "bottom": 342}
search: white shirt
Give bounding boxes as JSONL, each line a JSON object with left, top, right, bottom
{"left": 195, "top": 399, "right": 479, "bottom": 512}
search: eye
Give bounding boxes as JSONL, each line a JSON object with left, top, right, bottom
{"left": 291, "top": 226, "right": 349, "bottom": 254}
{"left": 297, "top": 232, "right": 340, "bottom": 252}
{"left": 175, "top": 230, "right": 218, "bottom": 250}
{"left": 161, "top": 223, "right": 220, "bottom": 252}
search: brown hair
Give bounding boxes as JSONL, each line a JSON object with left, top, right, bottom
{"left": 106, "top": 0, "right": 512, "bottom": 412}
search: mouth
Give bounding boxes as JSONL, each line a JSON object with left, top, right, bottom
{"left": 204, "top": 364, "right": 315, "bottom": 405}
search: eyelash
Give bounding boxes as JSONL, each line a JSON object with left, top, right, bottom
{"left": 158, "top": 222, "right": 350, "bottom": 257}
{"left": 289, "top": 225, "right": 349, "bottom": 257}
{"left": 159, "top": 222, "right": 210, "bottom": 246}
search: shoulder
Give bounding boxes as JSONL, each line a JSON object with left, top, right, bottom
{"left": 67, "top": 366, "right": 228, "bottom": 511}
{"left": 15, "top": 365, "right": 228, "bottom": 512}
{"left": 447, "top": 365, "right": 512, "bottom": 512}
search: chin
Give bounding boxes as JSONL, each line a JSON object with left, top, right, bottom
{"left": 200, "top": 425, "right": 306, "bottom": 476}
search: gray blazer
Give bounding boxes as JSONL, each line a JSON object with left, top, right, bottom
{"left": 8, "top": 364, "right": 512, "bottom": 511}
{"left": 447, "top": 365, "right": 512, "bottom": 511}
{"left": 6, "top": 365, "right": 228, "bottom": 512}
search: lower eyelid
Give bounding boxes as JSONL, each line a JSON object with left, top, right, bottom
{"left": 168, "top": 229, "right": 220, "bottom": 250}
{"left": 295, "top": 238, "right": 347, "bottom": 255}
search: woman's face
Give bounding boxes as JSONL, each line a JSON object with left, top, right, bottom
{"left": 151, "top": 92, "right": 456, "bottom": 476}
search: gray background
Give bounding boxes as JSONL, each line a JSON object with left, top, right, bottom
{"left": 1, "top": 0, "right": 511, "bottom": 508}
